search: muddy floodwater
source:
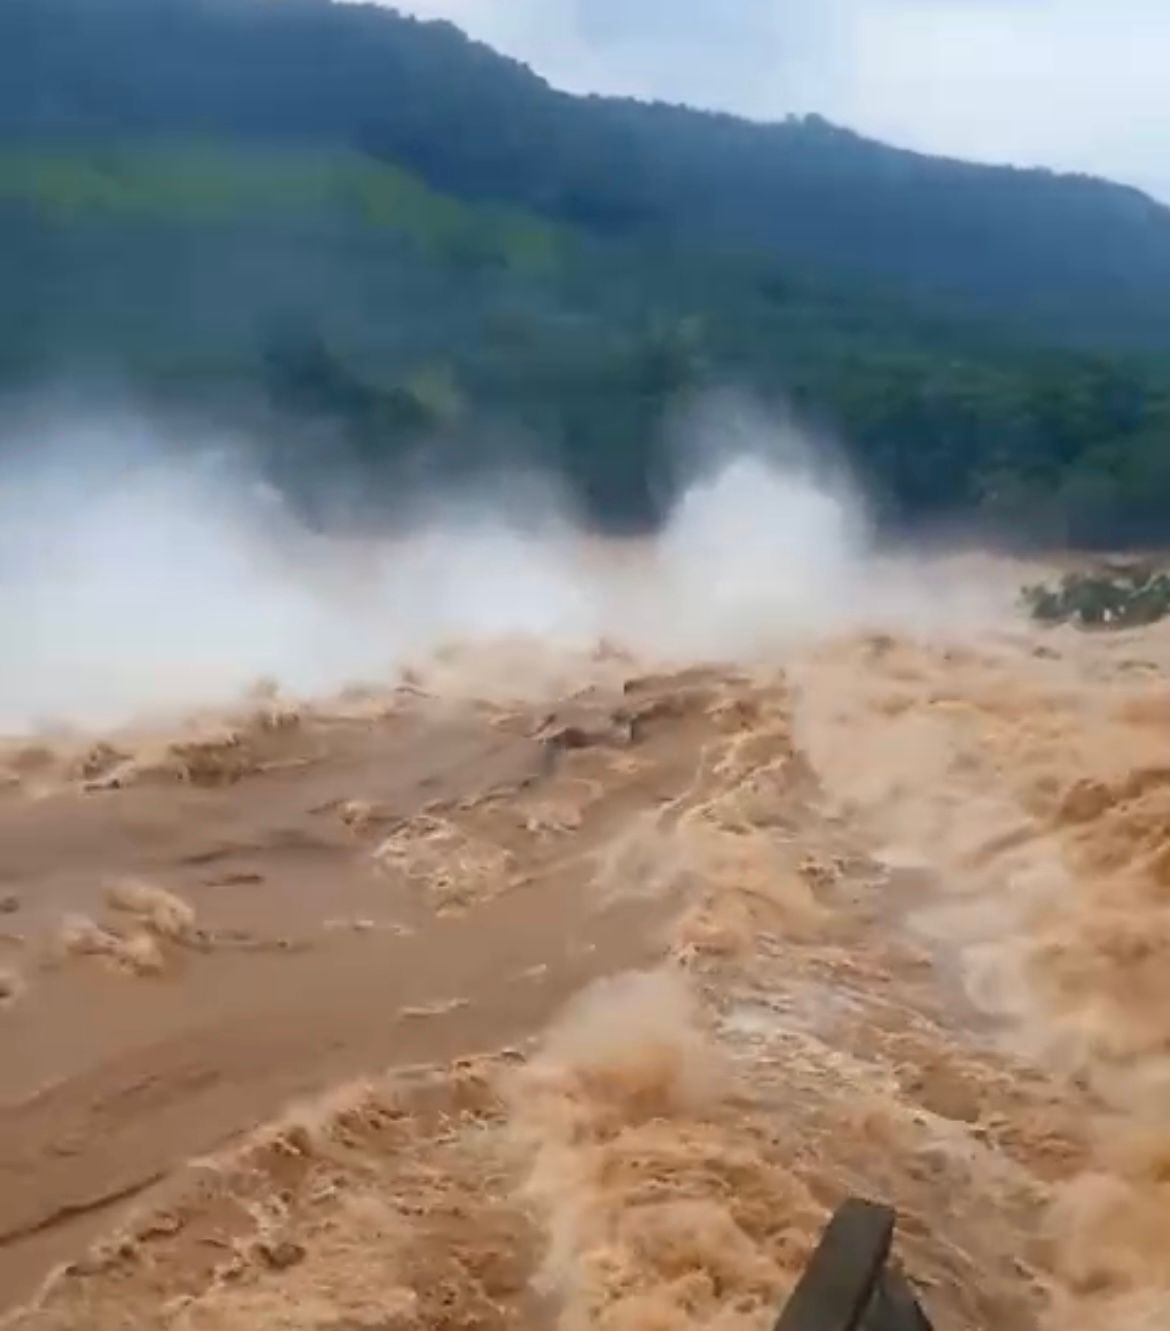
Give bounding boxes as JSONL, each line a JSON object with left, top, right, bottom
{"left": 2, "top": 554, "right": 1170, "bottom": 1330}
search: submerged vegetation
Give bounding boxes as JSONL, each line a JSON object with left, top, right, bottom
{"left": 1022, "top": 564, "right": 1170, "bottom": 628}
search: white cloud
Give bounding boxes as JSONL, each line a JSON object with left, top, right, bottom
{"left": 381, "top": 0, "right": 1170, "bottom": 200}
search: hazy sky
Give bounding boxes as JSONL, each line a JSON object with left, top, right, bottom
{"left": 385, "top": 1, "right": 1169, "bottom": 200}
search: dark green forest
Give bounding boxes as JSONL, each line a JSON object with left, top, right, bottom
{"left": 4, "top": 0, "right": 1170, "bottom": 541}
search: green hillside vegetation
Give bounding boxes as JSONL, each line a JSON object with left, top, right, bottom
{"left": 2, "top": 0, "right": 1170, "bottom": 540}
{"left": 0, "top": 143, "right": 562, "bottom": 266}
{"left": 8, "top": 0, "right": 1170, "bottom": 349}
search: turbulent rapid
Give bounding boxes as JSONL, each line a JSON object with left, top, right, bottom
{"left": 1, "top": 439, "right": 1169, "bottom": 1329}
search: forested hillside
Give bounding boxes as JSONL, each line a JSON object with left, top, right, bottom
{"left": 3, "top": 0, "right": 1170, "bottom": 541}
{"left": 9, "top": 0, "right": 1170, "bottom": 348}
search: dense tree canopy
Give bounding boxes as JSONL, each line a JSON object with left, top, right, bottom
{"left": 2, "top": 0, "right": 1170, "bottom": 543}
{"left": 7, "top": 0, "right": 1170, "bottom": 348}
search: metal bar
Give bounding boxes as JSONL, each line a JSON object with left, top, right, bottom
{"left": 773, "top": 1199, "right": 896, "bottom": 1331}
{"left": 863, "top": 1267, "right": 935, "bottom": 1331}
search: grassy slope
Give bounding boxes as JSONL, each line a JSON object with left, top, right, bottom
{"left": 0, "top": 141, "right": 565, "bottom": 267}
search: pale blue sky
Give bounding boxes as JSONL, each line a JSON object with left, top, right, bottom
{"left": 382, "top": 1, "right": 1170, "bottom": 200}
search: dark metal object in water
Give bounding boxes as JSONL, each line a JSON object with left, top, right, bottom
{"left": 773, "top": 1199, "right": 934, "bottom": 1331}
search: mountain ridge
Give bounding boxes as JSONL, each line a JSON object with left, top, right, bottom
{"left": 3, "top": 0, "right": 1170, "bottom": 543}
{"left": 6, "top": 0, "right": 1170, "bottom": 348}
